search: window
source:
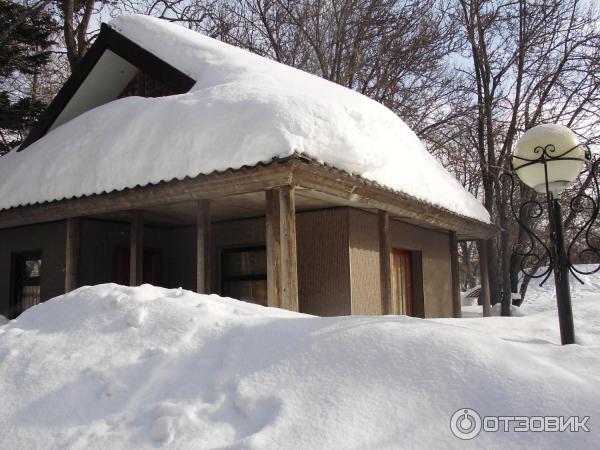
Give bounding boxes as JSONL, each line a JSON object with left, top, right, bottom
{"left": 392, "top": 249, "right": 413, "bottom": 316}
{"left": 118, "top": 70, "right": 181, "bottom": 99}
{"left": 11, "top": 252, "right": 42, "bottom": 317}
{"left": 221, "top": 246, "right": 267, "bottom": 306}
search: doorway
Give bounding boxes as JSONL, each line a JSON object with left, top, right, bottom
{"left": 392, "top": 249, "right": 413, "bottom": 316}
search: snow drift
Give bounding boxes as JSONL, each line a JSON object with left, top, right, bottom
{"left": 0, "top": 14, "right": 489, "bottom": 223}
{"left": 0, "top": 283, "right": 598, "bottom": 449}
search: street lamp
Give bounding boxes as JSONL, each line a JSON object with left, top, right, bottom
{"left": 506, "top": 124, "right": 600, "bottom": 345}
{"left": 512, "top": 124, "right": 587, "bottom": 195}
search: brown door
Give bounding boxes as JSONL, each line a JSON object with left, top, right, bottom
{"left": 392, "top": 249, "right": 413, "bottom": 316}
{"left": 114, "top": 246, "right": 163, "bottom": 286}
{"left": 143, "top": 250, "right": 163, "bottom": 285}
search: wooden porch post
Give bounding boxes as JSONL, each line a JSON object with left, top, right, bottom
{"left": 379, "top": 210, "right": 393, "bottom": 314}
{"left": 449, "top": 231, "right": 462, "bottom": 318}
{"left": 65, "top": 217, "right": 80, "bottom": 293}
{"left": 129, "top": 211, "right": 143, "bottom": 286}
{"left": 265, "top": 190, "right": 281, "bottom": 308}
{"left": 478, "top": 239, "right": 492, "bottom": 317}
{"left": 279, "top": 186, "right": 299, "bottom": 311}
{"left": 266, "top": 186, "right": 298, "bottom": 311}
{"left": 196, "top": 200, "right": 211, "bottom": 294}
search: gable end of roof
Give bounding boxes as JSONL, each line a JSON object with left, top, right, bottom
{"left": 18, "top": 23, "right": 196, "bottom": 151}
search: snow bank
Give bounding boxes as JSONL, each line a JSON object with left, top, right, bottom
{"left": 1, "top": 284, "right": 598, "bottom": 449}
{"left": 521, "top": 265, "right": 600, "bottom": 315}
{"left": 0, "top": 14, "right": 489, "bottom": 223}
{"left": 0, "top": 315, "right": 8, "bottom": 326}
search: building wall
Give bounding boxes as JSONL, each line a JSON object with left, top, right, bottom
{"left": 211, "top": 216, "right": 266, "bottom": 294}
{"left": 348, "top": 209, "right": 382, "bottom": 315}
{"left": 208, "top": 209, "right": 351, "bottom": 316}
{"left": 0, "top": 221, "right": 66, "bottom": 318}
{"left": 79, "top": 219, "right": 127, "bottom": 286}
{"left": 348, "top": 209, "right": 453, "bottom": 318}
{"left": 0, "top": 207, "right": 451, "bottom": 319}
{"left": 296, "top": 209, "right": 351, "bottom": 316}
{"left": 390, "top": 218, "right": 453, "bottom": 318}
{"left": 145, "top": 209, "right": 351, "bottom": 316}
{"left": 167, "top": 227, "right": 196, "bottom": 291}
{"left": 79, "top": 219, "right": 171, "bottom": 287}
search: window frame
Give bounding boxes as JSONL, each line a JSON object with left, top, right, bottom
{"left": 10, "top": 250, "right": 43, "bottom": 318}
{"left": 219, "top": 245, "right": 267, "bottom": 303}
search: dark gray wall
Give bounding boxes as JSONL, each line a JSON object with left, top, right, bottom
{"left": 0, "top": 221, "right": 66, "bottom": 318}
{"left": 78, "top": 219, "right": 128, "bottom": 286}
{"left": 167, "top": 227, "right": 196, "bottom": 291}
{"left": 79, "top": 219, "right": 171, "bottom": 287}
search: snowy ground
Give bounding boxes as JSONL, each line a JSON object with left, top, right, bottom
{"left": 0, "top": 280, "right": 598, "bottom": 449}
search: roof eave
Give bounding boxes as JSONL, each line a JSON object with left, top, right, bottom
{"left": 0, "top": 155, "right": 496, "bottom": 239}
{"left": 289, "top": 156, "right": 496, "bottom": 240}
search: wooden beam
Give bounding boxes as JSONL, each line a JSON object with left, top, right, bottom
{"left": 265, "top": 190, "right": 281, "bottom": 308}
{"left": 449, "top": 230, "right": 462, "bottom": 318}
{"left": 478, "top": 239, "right": 492, "bottom": 317}
{"left": 129, "top": 211, "right": 143, "bottom": 286}
{"left": 0, "top": 157, "right": 496, "bottom": 242}
{"left": 379, "top": 210, "right": 393, "bottom": 314}
{"left": 65, "top": 217, "right": 80, "bottom": 293}
{"left": 0, "top": 162, "right": 295, "bottom": 230}
{"left": 290, "top": 161, "right": 497, "bottom": 240}
{"left": 278, "top": 186, "right": 299, "bottom": 312}
{"left": 196, "top": 200, "right": 211, "bottom": 294}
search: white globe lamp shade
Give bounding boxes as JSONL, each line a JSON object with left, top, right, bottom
{"left": 512, "top": 124, "right": 586, "bottom": 195}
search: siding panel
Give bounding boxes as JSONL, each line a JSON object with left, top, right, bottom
{"left": 348, "top": 209, "right": 382, "bottom": 315}
{"left": 297, "top": 209, "right": 351, "bottom": 316}
{"left": 348, "top": 209, "right": 453, "bottom": 318}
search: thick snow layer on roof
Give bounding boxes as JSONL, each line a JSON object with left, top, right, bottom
{"left": 0, "top": 280, "right": 599, "bottom": 448}
{"left": 0, "top": 14, "right": 489, "bottom": 222}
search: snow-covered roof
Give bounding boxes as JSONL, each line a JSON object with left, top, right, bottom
{"left": 0, "top": 14, "right": 490, "bottom": 223}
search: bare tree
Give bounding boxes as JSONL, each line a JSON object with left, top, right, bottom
{"left": 60, "top": 0, "right": 95, "bottom": 68}
{"left": 126, "top": 0, "right": 466, "bottom": 138}
{"left": 450, "top": 0, "right": 600, "bottom": 314}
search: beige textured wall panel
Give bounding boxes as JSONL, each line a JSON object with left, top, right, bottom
{"left": 297, "top": 209, "right": 351, "bottom": 316}
{"left": 348, "top": 209, "right": 382, "bottom": 315}
{"left": 348, "top": 209, "right": 453, "bottom": 318}
{"left": 389, "top": 219, "right": 452, "bottom": 318}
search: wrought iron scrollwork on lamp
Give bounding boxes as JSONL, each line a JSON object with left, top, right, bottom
{"left": 501, "top": 124, "right": 600, "bottom": 345}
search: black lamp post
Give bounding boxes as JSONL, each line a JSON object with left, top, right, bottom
{"left": 504, "top": 124, "right": 600, "bottom": 345}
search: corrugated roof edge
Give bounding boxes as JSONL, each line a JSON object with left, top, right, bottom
{"left": 0, "top": 152, "right": 495, "bottom": 232}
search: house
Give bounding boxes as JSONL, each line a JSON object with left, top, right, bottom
{"left": 0, "top": 15, "right": 495, "bottom": 320}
